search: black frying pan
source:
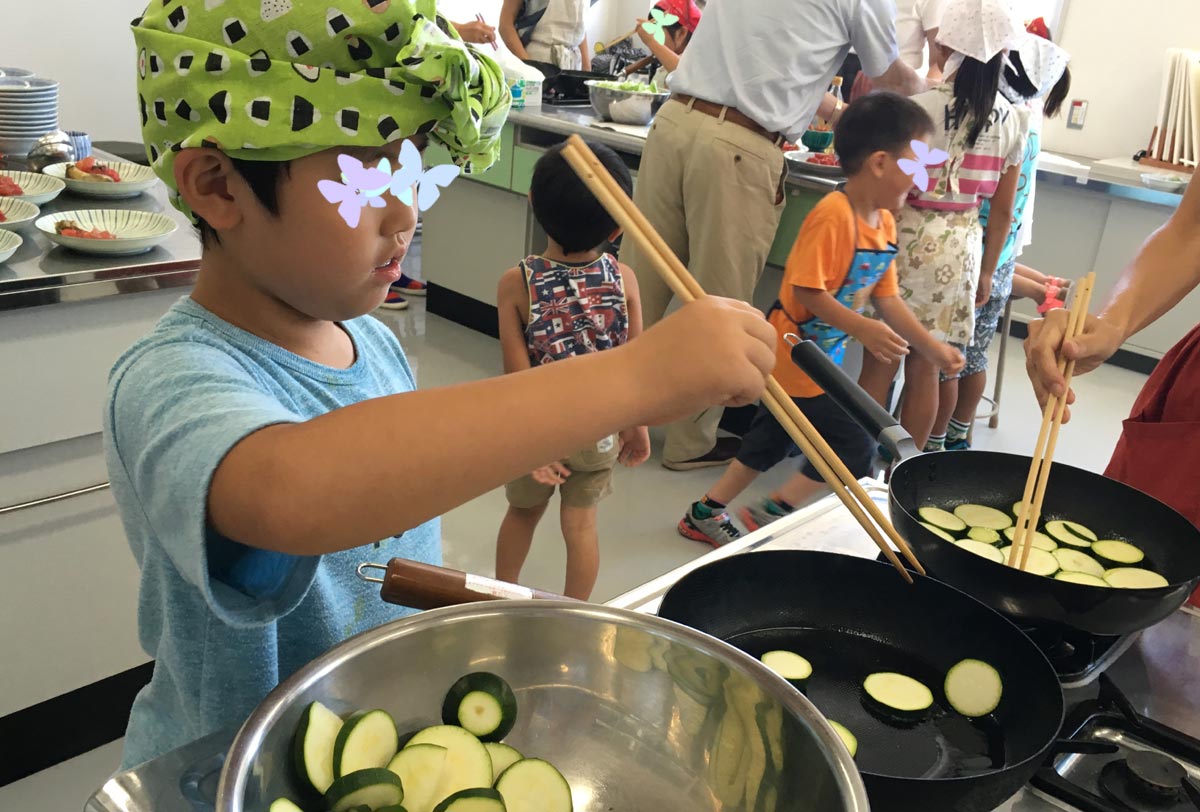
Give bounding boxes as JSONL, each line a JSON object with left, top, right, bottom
{"left": 789, "top": 340, "right": 1200, "bottom": 636}
{"left": 657, "top": 550, "right": 1068, "bottom": 812}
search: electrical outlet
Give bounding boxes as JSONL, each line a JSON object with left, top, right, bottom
{"left": 1067, "top": 100, "right": 1088, "bottom": 130}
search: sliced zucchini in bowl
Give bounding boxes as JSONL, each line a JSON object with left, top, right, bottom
{"left": 953, "top": 504, "right": 1012, "bottom": 530}
{"left": 293, "top": 700, "right": 344, "bottom": 794}
{"left": 1091, "top": 539, "right": 1145, "bottom": 565}
{"left": 1052, "top": 548, "right": 1105, "bottom": 578}
{"left": 1045, "top": 520, "right": 1096, "bottom": 547}
{"left": 1002, "top": 526, "right": 1057, "bottom": 551}
{"left": 955, "top": 539, "right": 1005, "bottom": 564}
{"left": 406, "top": 725, "right": 493, "bottom": 800}
{"left": 387, "top": 743, "right": 447, "bottom": 812}
{"left": 1055, "top": 571, "right": 1110, "bottom": 587}
{"left": 269, "top": 798, "right": 305, "bottom": 812}
{"left": 862, "top": 672, "right": 933, "bottom": 718}
{"left": 760, "top": 650, "right": 812, "bottom": 688}
{"left": 998, "top": 546, "right": 1059, "bottom": 577}
{"left": 967, "top": 526, "right": 1002, "bottom": 544}
{"left": 1104, "top": 567, "right": 1169, "bottom": 589}
{"left": 484, "top": 742, "right": 523, "bottom": 781}
{"left": 495, "top": 758, "right": 573, "bottom": 812}
{"left": 920, "top": 521, "right": 958, "bottom": 542}
{"left": 944, "top": 659, "right": 1002, "bottom": 718}
{"left": 442, "top": 672, "right": 518, "bottom": 743}
{"left": 325, "top": 767, "right": 404, "bottom": 812}
{"left": 333, "top": 709, "right": 399, "bottom": 778}
{"left": 433, "top": 788, "right": 506, "bottom": 812}
{"left": 918, "top": 506, "right": 967, "bottom": 533}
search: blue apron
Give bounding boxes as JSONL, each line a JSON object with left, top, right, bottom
{"left": 772, "top": 196, "right": 898, "bottom": 364}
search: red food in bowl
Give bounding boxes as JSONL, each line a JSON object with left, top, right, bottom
{"left": 0, "top": 176, "right": 24, "bottom": 196}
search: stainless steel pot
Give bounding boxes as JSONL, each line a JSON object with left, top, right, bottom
{"left": 217, "top": 601, "right": 869, "bottom": 812}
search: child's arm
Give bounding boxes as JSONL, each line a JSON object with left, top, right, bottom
{"left": 499, "top": 0, "right": 530, "bottom": 60}
{"left": 579, "top": 36, "right": 592, "bottom": 71}
{"left": 497, "top": 267, "right": 532, "bottom": 375}
{"left": 792, "top": 287, "right": 910, "bottom": 364}
{"left": 873, "top": 294, "right": 965, "bottom": 375}
{"left": 208, "top": 297, "right": 775, "bottom": 555}
{"left": 617, "top": 262, "right": 650, "bottom": 467}
{"left": 978, "top": 164, "right": 1021, "bottom": 306}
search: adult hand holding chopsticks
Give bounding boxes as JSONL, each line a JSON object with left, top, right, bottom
{"left": 453, "top": 17, "right": 498, "bottom": 46}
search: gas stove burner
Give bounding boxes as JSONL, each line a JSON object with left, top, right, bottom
{"left": 1099, "top": 752, "right": 1190, "bottom": 808}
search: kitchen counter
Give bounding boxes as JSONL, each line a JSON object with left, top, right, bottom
{"left": 0, "top": 152, "right": 199, "bottom": 313}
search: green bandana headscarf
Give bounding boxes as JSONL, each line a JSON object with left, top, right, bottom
{"left": 132, "top": 0, "right": 510, "bottom": 221}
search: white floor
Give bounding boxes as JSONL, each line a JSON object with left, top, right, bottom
{"left": 1, "top": 255, "right": 1152, "bottom": 812}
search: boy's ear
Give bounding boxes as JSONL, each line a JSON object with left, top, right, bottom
{"left": 867, "top": 149, "right": 891, "bottom": 177}
{"left": 174, "top": 148, "right": 244, "bottom": 232}
{"left": 608, "top": 226, "right": 623, "bottom": 243}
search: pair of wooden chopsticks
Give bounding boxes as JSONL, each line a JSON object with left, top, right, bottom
{"left": 559, "top": 135, "right": 924, "bottom": 583}
{"left": 475, "top": 13, "right": 499, "bottom": 51}
{"left": 1008, "top": 273, "right": 1096, "bottom": 570}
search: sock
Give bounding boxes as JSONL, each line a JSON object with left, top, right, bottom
{"left": 764, "top": 497, "right": 795, "bottom": 517}
{"left": 693, "top": 496, "right": 726, "bottom": 519}
{"left": 947, "top": 417, "right": 971, "bottom": 443}
{"left": 924, "top": 433, "right": 946, "bottom": 452}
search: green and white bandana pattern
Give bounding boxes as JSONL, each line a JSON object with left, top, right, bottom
{"left": 132, "top": 0, "right": 510, "bottom": 221}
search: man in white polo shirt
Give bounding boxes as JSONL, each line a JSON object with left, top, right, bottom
{"left": 623, "top": 0, "right": 927, "bottom": 471}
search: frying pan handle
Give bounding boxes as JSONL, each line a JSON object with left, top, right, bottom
{"left": 787, "top": 339, "right": 918, "bottom": 460}
{"left": 367, "top": 558, "right": 569, "bottom": 610}
{"left": 1049, "top": 740, "right": 1121, "bottom": 756}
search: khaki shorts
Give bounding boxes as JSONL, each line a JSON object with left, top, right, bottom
{"left": 505, "top": 436, "right": 619, "bottom": 509}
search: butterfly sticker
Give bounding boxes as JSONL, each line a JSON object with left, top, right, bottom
{"left": 897, "top": 139, "right": 949, "bottom": 193}
{"left": 641, "top": 9, "right": 679, "bottom": 46}
{"left": 318, "top": 154, "right": 392, "bottom": 228}
{"left": 388, "top": 138, "right": 462, "bottom": 212}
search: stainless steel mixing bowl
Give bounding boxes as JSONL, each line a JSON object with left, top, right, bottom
{"left": 217, "top": 601, "right": 868, "bottom": 812}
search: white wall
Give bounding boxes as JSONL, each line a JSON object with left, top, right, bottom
{"left": 1041, "top": 0, "right": 1200, "bottom": 160}
{"left": 0, "top": 0, "right": 652, "bottom": 148}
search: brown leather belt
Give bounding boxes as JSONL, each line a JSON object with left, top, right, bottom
{"left": 670, "top": 93, "right": 786, "bottom": 147}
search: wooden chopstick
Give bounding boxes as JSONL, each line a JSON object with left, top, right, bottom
{"left": 475, "top": 13, "right": 499, "bottom": 51}
{"left": 560, "top": 134, "right": 924, "bottom": 581}
{"left": 1016, "top": 274, "right": 1095, "bottom": 571}
{"left": 1010, "top": 273, "right": 1095, "bottom": 569}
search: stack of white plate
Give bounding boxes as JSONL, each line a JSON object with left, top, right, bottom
{"left": 0, "top": 70, "right": 59, "bottom": 157}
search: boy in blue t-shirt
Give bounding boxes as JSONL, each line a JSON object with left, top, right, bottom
{"left": 110, "top": 0, "right": 776, "bottom": 769}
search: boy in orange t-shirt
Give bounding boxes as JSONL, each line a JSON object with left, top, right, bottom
{"left": 679, "top": 93, "right": 966, "bottom": 546}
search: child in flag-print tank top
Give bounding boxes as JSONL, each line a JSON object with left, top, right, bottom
{"left": 494, "top": 141, "right": 649, "bottom": 601}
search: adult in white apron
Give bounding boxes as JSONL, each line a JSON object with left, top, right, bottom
{"left": 525, "top": 0, "right": 590, "bottom": 70}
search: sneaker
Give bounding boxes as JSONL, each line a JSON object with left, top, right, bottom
{"left": 945, "top": 438, "right": 971, "bottom": 451}
{"left": 678, "top": 509, "right": 742, "bottom": 548}
{"left": 392, "top": 273, "right": 427, "bottom": 296}
{"left": 738, "top": 501, "right": 787, "bottom": 533}
{"left": 663, "top": 436, "right": 741, "bottom": 471}
{"left": 378, "top": 289, "right": 409, "bottom": 310}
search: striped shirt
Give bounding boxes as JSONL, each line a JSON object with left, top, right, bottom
{"left": 907, "top": 85, "right": 1027, "bottom": 212}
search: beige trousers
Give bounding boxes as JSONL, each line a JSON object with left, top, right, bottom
{"left": 622, "top": 98, "right": 787, "bottom": 464}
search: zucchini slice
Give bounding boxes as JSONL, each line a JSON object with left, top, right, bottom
{"left": 944, "top": 659, "right": 1003, "bottom": 718}
{"left": 1002, "top": 526, "right": 1057, "bottom": 551}
{"left": 1011, "top": 501, "right": 1028, "bottom": 518}
{"left": 484, "top": 743, "right": 523, "bottom": 782}
{"left": 495, "top": 759, "right": 573, "bottom": 812}
{"left": 406, "top": 725, "right": 493, "bottom": 801}
{"left": 269, "top": 799, "right": 305, "bottom": 812}
{"left": 334, "top": 710, "right": 400, "bottom": 778}
{"left": 953, "top": 504, "right": 1012, "bottom": 530}
{"left": 760, "top": 650, "right": 812, "bottom": 687}
{"left": 920, "top": 522, "right": 958, "bottom": 542}
{"left": 918, "top": 506, "right": 966, "bottom": 533}
{"left": 827, "top": 720, "right": 857, "bottom": 757}
{"left": 292, "top": 700, "right": 344, "bottom": 795}
{"left": 325, "top": 768, "right": 404, "bottom": 812}
{"left": 1053, "top": 548, "right": 1105, "bottom": 578}
{"left": 442, "top": 673, "right": 518, "bottom": 743}
{"left": 1091, "top": 540, "right": 1146, "bottom": 565}
{"left": 1104, "top": 567, "right": 1169, "bottom": 589}
{"left": 1046, "top": 520, "right": 1096, "bottom": 547}
{"left": 433, "top": 788, "right": 506, "bottom": 812}
{"left": 967, "top": 526, "right": 1001, "bottom": 544}
{"left": 863, "top": 672, "right": 934, "bottom": 716}
{"left": 1055, "top": 571, "right": 1110, "bottom": 587}
{"left": 955, "top": 539, "right": 1005, "bottom": 564}
{"left": 387, "top": 744, "right": 447, "bottom": 812}
{"left": 998, "top": 546, "right": 1059, "bottom": 577}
